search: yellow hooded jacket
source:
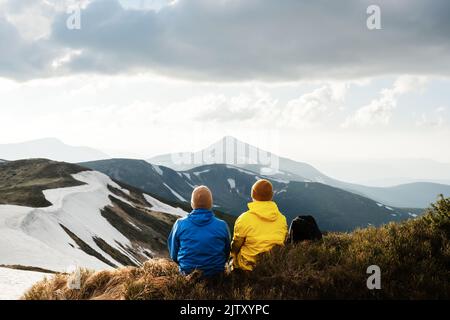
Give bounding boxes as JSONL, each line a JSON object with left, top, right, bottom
{"left": 231, "top": 201, "right": 288, "bottom": 271}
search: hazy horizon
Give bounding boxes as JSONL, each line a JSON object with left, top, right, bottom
{"left": 1, "top": 135, "right": 450, "bottom": 187}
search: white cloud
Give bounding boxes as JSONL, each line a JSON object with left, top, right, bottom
{"left": 391, "top": 75, "right": 428, "bottom": 95}
{"left": 416, "top": 106, "right": 448, "bottom": 128}
{"left": 188, "top": 89, "right": 278, "bottom": 123}
{"left": 280, "top": 84, "right": 347, "bottom": 128}
{"left": 342, "top": 94, "right": 395, "bottom": 127}
{"left": 0, "top": 0, "right": 86, "bottom": 41}
{"left": 3, "top": 4, "right": 52, "bottom": 40}
{"left": 0, "top": 73, "right": 449, "bottom": 162}
{"left": 118, "top": 0, "right": 170, "bottom": 11}
{"left": 342, "top": 76, "right": 428, "bottom": 127}
{"left": 178, "top": 83, "right": 347, "bottom": 129}
{"left": 51, "top": 49, "right": 82, "bottom": 69}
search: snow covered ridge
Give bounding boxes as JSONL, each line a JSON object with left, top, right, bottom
{"left": 0, "top": 170, "right": 187, "bottom": 274}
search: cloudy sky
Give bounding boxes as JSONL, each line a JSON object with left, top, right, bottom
{"left": 1, "top": 0, "right": 449, "bottom": 167}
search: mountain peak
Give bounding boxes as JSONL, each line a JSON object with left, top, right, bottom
{"left": 0, "top": 138, "right": 109, "bottom": 163}
{"left": 218, "top": 135, "right": 241, "bottom": 144}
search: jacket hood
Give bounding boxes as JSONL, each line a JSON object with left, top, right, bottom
{"left": 247, "top": 201, "right": 281, "bottom": 222}
{"left": 187, "top": 209, "right": 214, "bottom": 226}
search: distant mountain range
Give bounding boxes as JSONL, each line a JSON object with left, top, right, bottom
{"left": 1, "top": 137, "right": 448, "bottom": 208}
{"left": 0, "top": 138, "right": 109, "bottom": 163}
{"left": 148, "top": 136, "right": 450, "bottom": 208}
{"left": 82, "top": 158, "right": 422, "bottom": 231}
{"left": 315, "top": 159, "right": 450, "bottom": 187}
{"left": 0, "top": 159, "right": 190, "bottom": 272}
{"left": 1, "top": 136, "right": 448, "bottom": 209}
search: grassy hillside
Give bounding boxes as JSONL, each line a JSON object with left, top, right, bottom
{"left": 24, "top": 196, "right": 450, "bottom": 300}
{"left": 0, "top": 159, "right": 86, "bottom": 207}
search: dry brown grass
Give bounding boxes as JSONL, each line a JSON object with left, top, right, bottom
{"left": 0, "top": 159, "right": 86, "bottom": 207}
{"left": 24, "top": 197, "right": 450, "bottom": 300}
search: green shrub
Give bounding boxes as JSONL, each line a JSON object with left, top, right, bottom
{"left": 425, "top": 194, "right": 450, "bottom": 230}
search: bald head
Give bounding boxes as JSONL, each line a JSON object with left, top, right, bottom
{"left": 191, "top": 185, "right": 213, "bottom": 210}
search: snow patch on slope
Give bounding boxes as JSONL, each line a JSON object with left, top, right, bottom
{"left": 227, "top": 178, "right": 236, "bottom": 189}
{"left": 183, "top": 172, "right": 191, "bottom": 180}
{"left": 376, "top": 203, "right": 395, "bottom": 212}
{"left": 0, "top": 267, "right": 49, "bottom": 300}
{"left": 163, "top": 183, "right": 187, "bottom": 202}
{"left": 193, "top": 169, "right": 210, "bottom": 177}
{"left": 143, "top": 194, "right": 188, "bottom": 217}
{"left": 0, "top": 171, "right": 138, "bottom": 272}
{"left": 152, "top": 164, "right": 163, "bottom": 176}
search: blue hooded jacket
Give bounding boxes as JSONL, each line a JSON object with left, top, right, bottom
{"left": 168, "top": 209, "right": 231, "bottom": 277}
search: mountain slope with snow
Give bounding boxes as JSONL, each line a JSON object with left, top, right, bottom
{"left": 82, "top": 159, "right": 421, "bottom": 231}
{"left": 0, "top": 159, "right": 187, "bottom": 273}
{"left": 147, "top": 136, "right": 450, "bottom": 208}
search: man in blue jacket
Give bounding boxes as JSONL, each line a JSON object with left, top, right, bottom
{"left": 168, "top": 185, "right": 231, "bottom": 277}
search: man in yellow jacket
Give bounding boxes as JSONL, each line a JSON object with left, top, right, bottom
{"left": 231, "top": 179, "right": 288, "bottom": 271}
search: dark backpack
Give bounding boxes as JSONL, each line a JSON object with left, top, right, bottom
{"left": 289, "top": 215, "right": 322, "bottom": 243}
